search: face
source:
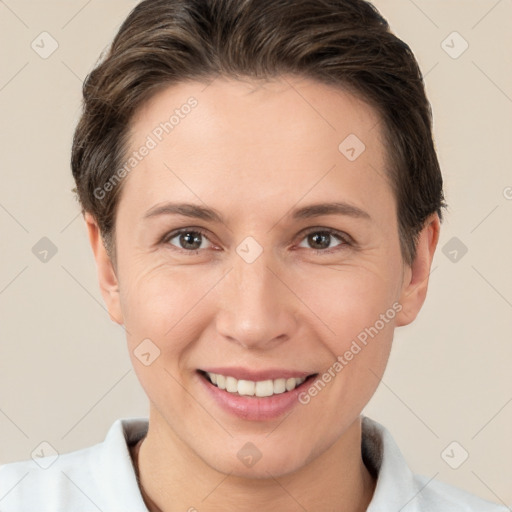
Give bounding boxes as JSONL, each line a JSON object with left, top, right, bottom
{"left": 87, "top": 75, "right": 439, "bottom": 478}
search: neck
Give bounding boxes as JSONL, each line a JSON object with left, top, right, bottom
{"left": 132, "top": 412, "right": 376, "bottom": 512}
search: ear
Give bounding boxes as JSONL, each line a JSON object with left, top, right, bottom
{"left": 395, "top": 213, "right": 440, "bottom": 327}
{"left": 84, "top": 212, "right": 124, "bottom": 325}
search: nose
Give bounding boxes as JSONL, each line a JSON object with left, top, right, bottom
{"left": 215, "top": 248, "right": 298, "bottom": 351}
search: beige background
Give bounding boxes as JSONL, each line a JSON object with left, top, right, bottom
{"left": 1, "top": 0, "right": 511, "bottom": 506}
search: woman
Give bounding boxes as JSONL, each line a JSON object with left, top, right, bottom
{"left": 0, "top": 0, "right": 507, "bottom": 510}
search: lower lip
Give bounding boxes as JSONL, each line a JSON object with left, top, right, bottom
{"left": 198, "top": 371, "right": 317, "bottom": 421}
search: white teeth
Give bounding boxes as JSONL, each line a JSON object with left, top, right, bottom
{"left": 255, "top": 380, "right": 274, "bottom": 397}
{"left": 238, "top": 379, "right": 255, "bottom": 396}
{"left": 226, "top": 376, "right": 238, "bottom": 393}
{"left": 205, "top": 372, "right": 307, "bottom": 397}
{"left": 273, "top": 378, "right": 286, "bottom": 394}
{"left": 216, "top": 374, "right": 226, "bottom": 390}
{"left": 285, "top": 377, "right": 296, "bottom": 391}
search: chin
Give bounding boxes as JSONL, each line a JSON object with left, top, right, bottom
{"left": 197, "top": 438, "right": 316, "bottom": 480}
{"left": 214, "top": 454, "right": 305, "bottom": 480}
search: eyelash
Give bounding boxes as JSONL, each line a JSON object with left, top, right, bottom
{"left": 160, "top": 226, "right": 353, "bottom": 256}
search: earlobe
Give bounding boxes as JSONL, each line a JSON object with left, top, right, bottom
{"left": 84, "top": 212, "right": 124, "bottom": 325}
{"left": 395, "top": 214, "right": 441, "bottom": 327}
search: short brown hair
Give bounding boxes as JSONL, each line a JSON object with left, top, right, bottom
{"left": 71, "top": 0, "right": 446, "bottom": 266}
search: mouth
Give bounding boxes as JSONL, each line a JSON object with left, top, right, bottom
{"left": 197, "top": 369, "right": 319, "bottom": 398}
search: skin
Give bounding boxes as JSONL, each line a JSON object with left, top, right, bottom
{"left": 85, "top": 75, "right": 440, "bottom": 511}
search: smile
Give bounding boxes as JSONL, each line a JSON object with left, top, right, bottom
{"left": 204, "top": 371, "right": 309, "bottom": 397}
{"left": 197, "top": 368, "right": 319, "bottom": 420}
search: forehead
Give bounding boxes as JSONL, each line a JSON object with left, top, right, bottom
{"left": 120, "top": 75, "right": 390, "bottom": 221}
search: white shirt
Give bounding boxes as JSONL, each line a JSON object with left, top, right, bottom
{"left": 0, "top": 416, "right": 506, "bottom": 511}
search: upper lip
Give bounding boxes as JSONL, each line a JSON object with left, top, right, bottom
{"left": 199, "top": 367, "right": 316, "bottom": 381}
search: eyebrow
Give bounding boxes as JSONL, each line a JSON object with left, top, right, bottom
{"left": 143, "top": 201, "right": 371, "bottom": 223}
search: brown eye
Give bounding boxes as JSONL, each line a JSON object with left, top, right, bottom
{"left": 164, "top": 229, "right": 212, "bottom": 253}
{"left": 298, "top": 228, "right": 350, "bottom": 254}
{"left": 308, "top": 232, "right": 333, "bottom": 250}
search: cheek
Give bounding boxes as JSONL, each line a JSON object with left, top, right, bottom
{"left": 118, "top": 258, "right": 229, "bottom": 384}
{"left": 289, "top": 262, "right": 400, "bottom": 412}
{"left": 295, "top": 275, "right": 397, "bottom": 429}
{"left": 121, "top": 265, "right": 202, "bottom": 341}
{"left": 120, "top": 266, "right": 211, "bottom": 410}
{"left": 293, "top": 261, "right": 401, "bottom": 345}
